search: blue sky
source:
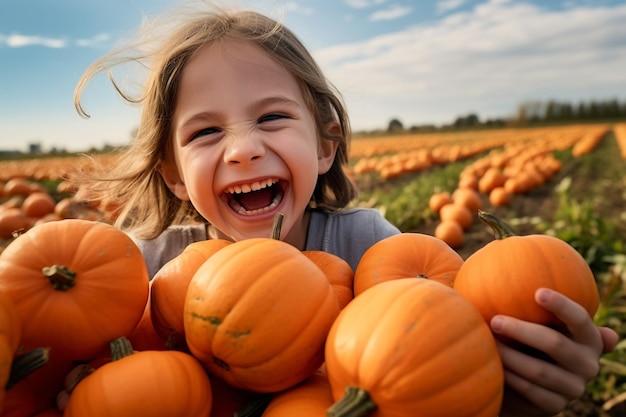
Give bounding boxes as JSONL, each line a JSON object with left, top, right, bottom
{"left": 1, "top": 0, "right": 625, "bottom": 152}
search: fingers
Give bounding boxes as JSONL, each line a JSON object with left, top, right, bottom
{"left": 497, "top": 339, "right": 587, "bottom": 401}
{"left": 534, "top": 288, "right": 603, "bottom": 353}
{"left": 598, "top": 326, "right": 620, "bottom": 353}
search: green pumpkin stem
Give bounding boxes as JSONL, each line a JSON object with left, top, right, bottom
{"left": 327, "top": 386, "right": 377, "bottom": 417}
{"left": 42, "top": 265, "right": 76, "bottom": 291}
{"left": 5, "top": 347, "right": 50, "bottom": 389}
{"left": 110, "top": 336, "right": 134, "bottom": 361}
{"left": 233, "top": 394, "right": 273, "bottom": 417}
{"left": 478, "top": 210, "right": 516, "bottom": 239}
{"left": 270, "top": 212, "right": 284, "bottom": 240}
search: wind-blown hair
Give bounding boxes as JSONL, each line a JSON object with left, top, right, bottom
{"left": 73, "top": 2, "right": 357, "bottom": 239}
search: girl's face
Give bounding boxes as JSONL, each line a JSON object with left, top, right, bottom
{"left": 161, "top": 38, "right": 337, "bottom": 247}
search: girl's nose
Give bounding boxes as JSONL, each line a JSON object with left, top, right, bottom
{"left": 223, "top": 132, "right": 265, "bottom": 165}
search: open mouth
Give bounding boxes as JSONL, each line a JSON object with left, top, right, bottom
{"left": 225, "top": 178, "right": 284, "bottom": 216}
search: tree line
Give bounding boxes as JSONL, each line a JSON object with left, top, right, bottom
{"left": 382, "top": 98, "right": 626, "bottom": 134}
{"left": 515, "top": 98, "right": 626, "bottom": 123}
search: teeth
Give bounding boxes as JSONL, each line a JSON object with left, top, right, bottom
{"left": 227, "top": 178, "right": 278, "bottom": 195}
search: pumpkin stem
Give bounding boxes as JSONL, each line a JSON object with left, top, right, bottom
{"left": 478, "top": 210, "right": 516, "bottom": 239}
{"left": 6, "top": 347, "right": 50, "bottom": 389}
{"left": 233, "top": 394, "right": 273, "bottom": 417}
{"left": 42, "top": 265, "right": 77, "bottom": 291}
{"left": 327, "top": 386, "right": 377, "bottom": 417}
{"left": 270, "top": 212, "right": 284, "bottom": 240}
{"left": 110, "top": 336, "right": 134, "bottom": 361}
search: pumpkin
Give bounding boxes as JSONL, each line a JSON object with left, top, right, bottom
{"left": 126, "top": 281, "right": 170, "bottom": 352}
{"left": 32, "top": 409, "right": 63, "bottom": 417}
{"left": 208, "top": 375, "right": 262, "bottom": 417}
{"left": 0, "top": 289, "right": 21, "bottom": 359}
{"left": 452, "top": 187, "right": 483, "bottom": 213}
{"left": 63, "top": 337, "right": 213, "bottom": 417}
{"left": 434, "top": 219, "right": 464, "bottom": 249}
{"left": 488, "top": 186, "right": 510, "bottom": 207}
{"left": 453, "top": 210, "right": 599, "bottom": 326}
{"left": 20, "top": 192, "right": 56, "bottom": 219}
{"left": 184, "top": 237, "right": 340, "bottom": 393}
{"left": 427, "top": 192, "right": 453, "bottom": 215}
{"left": 439, "top": 202, "right": 473, "bottom": 230}
{"left": 0, "top": 208, "right": 31, "bottom": 239}
{"left": 325, "top": 278, "right": 504, "bottom": 417}
{"left": 0, "top": 219, "right": 149, "bottom": 361}
{"left": 302, "top": 251, "right": 354, "bottom": 309}
{"left": 261, "top": 368, "right": 334, "bottom": 417}
{"left": 150, "top": 239, "right": 231, "bottom": 350}
{"left": 353, "top": 232, "right": 464, "bottom": 296}
{"left": 0, "top": 354, "right": 74, "bottom": 417}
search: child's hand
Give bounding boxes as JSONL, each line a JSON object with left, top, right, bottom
{"left": 490, "top": 288, "right": 618, "bottom": 417}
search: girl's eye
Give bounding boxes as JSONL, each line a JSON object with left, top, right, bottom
{"left": 259, "top": 113, "right": 288, "bottom": 123}
{"left": 190, "top": 127, "right": 220, "bottom": 141}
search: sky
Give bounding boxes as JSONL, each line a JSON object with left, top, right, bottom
{"left": 1, "top": 0, "right": 625, "bottom": 153}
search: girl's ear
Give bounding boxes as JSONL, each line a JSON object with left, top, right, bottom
{"left": 159, "top": 161, "right": 190, "bottom": 201}
{"left": 318, "top": 122, "right": 340, "bottom": 174}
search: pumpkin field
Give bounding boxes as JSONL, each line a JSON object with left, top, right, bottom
{"left": 0, "top": 121, "right": 625, "bottom": 416}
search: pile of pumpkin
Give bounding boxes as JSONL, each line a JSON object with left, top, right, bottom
{"left": 0, "top": 211, "right": 599, "bottom": 417}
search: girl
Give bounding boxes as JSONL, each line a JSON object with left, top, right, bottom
{"left": 73, "top": 3, "right": 617, "bottom": 415}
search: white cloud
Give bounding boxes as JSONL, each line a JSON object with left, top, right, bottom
{"left": 282, "top": 2, "right": 313, "bottom": 15}
{"left": 344, "top": 0, "right": 387, "bottom": 9}
{"left": 369, "top": 5, "right": 412, "bottom": 21}
{"left": 436, "top": 0, "right": 467, "bottom": 14}
{"left": 1, "top": 34, "right": 66, "bottom": 48}
{"left": 314, "top": 0, "right": 626, "bottom": 129}
{"left": 75, "top": 33, "right": 111, "bottom": 47}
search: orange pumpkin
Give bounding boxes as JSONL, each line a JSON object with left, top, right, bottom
{"left": 184, "top": 238, "right": 340, "bottom": 393}
{"left": 0, "top": 354, "right": 74, "bottom": 417}
{"left": 325, "top": 278, "right": 503, "bottom": 417}
{"left": 0, "top": 219, "right": 149, "bottom": 361}
{"left": 20, "top": 192, "right": 56, "bottom": 219}
{"left": 353, "top": 232, "right": 464, "bottom": 296}
{"left": 434, "top": 219, "right": 464, "bottom": 249}
{"left": 302, "top": 251, "right": 354, "bottom": 309}
{"left": 209, "top": 376, "right": 260, "bottom": 417}
{"left": 63, "top": 337, "right": 213, "bottom": 417}
{"left": 150, "top": 239, "right": 231, "bottom": 349}
{"left": 0, "top": 208, "right": 31, "bottom": 239}
{"left": 427, "top": 191, "right": 453, "bottom": 215}
{"left": 452, "top": 187, "right": 483, "bottom": 213}
{"left": 453, "top": 210, "right": 599, "bottom": 326}
{"left": 439, "top": 202, "right": 474, "bottom": 230}
{"left": 126, "top": 282, "right": 170, "bottom": 352}
{"left": 262, "top": 368, "right": 334, "bottom": 417}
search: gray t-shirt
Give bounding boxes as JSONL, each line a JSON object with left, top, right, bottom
{"left": 131, "top": 207, "right": 400, "bottom": 279}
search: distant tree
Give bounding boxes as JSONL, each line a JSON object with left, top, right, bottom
{"left": 387, "top": 118, "right": 404, "bottom": 132}
{"left": 453, "top": 113, "right": 480, "bottom": 128}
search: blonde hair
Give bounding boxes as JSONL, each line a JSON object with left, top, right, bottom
{"left": 73, "top": 3, "right": 357, "bottom": 239}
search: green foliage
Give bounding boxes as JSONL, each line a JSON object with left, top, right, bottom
{"left": 533, "top": 176, "right": 626, "bottom": 406}
{"left": 588, "top": 254, "right": 626, "bottom": 404}
{"left": 356, "top": 162, "right": 465, "bottom": 231}
{"left": 537, "top": 177, "right": 624, "bottom": 274}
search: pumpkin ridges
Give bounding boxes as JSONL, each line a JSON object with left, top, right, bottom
{"left": 353, "top": 233, "right": 464, "bottom": 296}
{"left": 184, "top": 237, "right": 340, "bottom": 393}
{"left": 0, "top": 219, "right": 149, "bottom": 361}
{"left": 302, "top": 250, "right": 354, "bottom": 310}
{"left": 262, "top": 369, "right": 334, "bottom": 417}
{"left": 325, "top": 279, "right": 503, "bottom": 417}
{"left": 63, "top": 342, "right": 213, "bottom": 417}
{"left": 453, "top": 211, "right": 599, "bottom": 326}
{"left": 150, "top": 239, "right": 231, "bottom": 348}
